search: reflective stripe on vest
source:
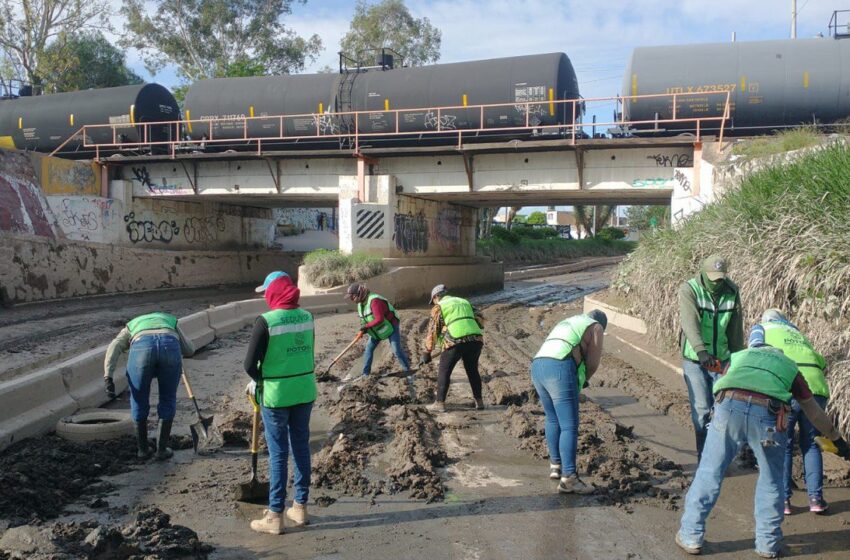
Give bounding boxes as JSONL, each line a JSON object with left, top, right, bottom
{"left": 127, "top": 312, "right": 178, "bottom": 337}
{"left": 438, "top": 296, "right": 482, "bottom": 339}
{"left": 357, "top": 293, "right": 397, "bottom": 340}
{"left": 761, "top": 321, "right": 829, "bottom": 398}
{"left": 534, "top": 314, "right": 597, "bottom": 391}
{"left": 259, "top": 308, "right": 317, "bottom": 408}
{"left": 713, "top": 347, "right": 799, "bottom": 403}
{"left": 682, "top": 278, "right": 738, "bottom": 362}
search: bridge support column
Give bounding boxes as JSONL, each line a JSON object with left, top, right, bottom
{"left": 337, "top": 174, "right": 477, "bottom": 259}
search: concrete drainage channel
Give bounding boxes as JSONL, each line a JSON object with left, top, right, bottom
{"left": 0, "top": 294, "right": 351, "bottom": 452}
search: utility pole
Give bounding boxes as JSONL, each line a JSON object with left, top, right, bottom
{"left": 791, "top": 0, "right": 797, "bottom": 39}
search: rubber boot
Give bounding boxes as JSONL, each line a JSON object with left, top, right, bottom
{"left": 155, "top": 419, "right": 174, "bottom": 461}
{"left": 286, "top": 502, "right": 309, "bottom": 526}
{"left": 251, "top": 509, "right": 283, "bottom": 535}
{"left": 135, "top": 420, "right": 152, "bottom": 459}
{"left": 474, "top": 398, "right": 485, "bottom": 410}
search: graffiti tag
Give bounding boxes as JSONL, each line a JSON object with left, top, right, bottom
{"left": 674, "top": 169, "right": 692, "bottom": 193}
{"left": 393, "top": 212, "right": 429, "bottom": 254}
{"left": 646, "top": 153, "right": 693, "bottom": 167}
{"left": 424, "top": 111, "right": 457, "bottom": 130}
{"left": 124, "top": 212, "right": 179, "bottom": 244}
{"left": 183, "top": 215, "right": 226, "bottom": 244}
{"left": 430, "top": 207, "right": 461, "bottom": 249}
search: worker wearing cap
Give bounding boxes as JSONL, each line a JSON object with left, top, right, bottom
{"left": 421, "top": 284, "right": 485, "bottom": 412}
{"left": 345, "top": 283, "right": 410, "bottom": 378}
{"left": 749, "top": 309, "right": 831, "bottom": 515}
{"left": 532, "top": 310, "right": 607, "bottom": 494}
{"left": 104, "top": 311, "right": 195, "bottom": 460}
{"left": 244, "top": 271, "right": 315, "bottom": 535}
{"left": 679, "top": 254, "right": 744, "bottom": 460}
{"left": 676, "top": 341, "right": 849, "bottom": 558}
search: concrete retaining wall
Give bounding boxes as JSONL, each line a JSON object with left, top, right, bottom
{"left": 1, "top": 233, "right": 301, "bottom": 303}
{"left": 0, "top": 293, "right": 353, "bottom": 451}
{"left": 583, "top": 294, "right": 648, "bottom": 334}
{"left": 505, "top": 256, "right": 624, "bottom": 281}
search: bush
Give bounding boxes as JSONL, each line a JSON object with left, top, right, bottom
{"left": 302, "top": 250, "right": 385, "bottom": 288}
{"left": 478, "top": 237, "right": 635, "bottom": 263}
{"left": 612, "top": 141, "right": 850, "bottom": 436}
{"left": 731, "top": 126, "right": 822, "bottom": 159}
{"left": 491, "top": 226, "right": 520, "bottom": 244}
{"left": 596, "top": 227, "right": 626, "bottom": 241}
{"left": 511, "top": 225, "right": 559, "bottom": 240}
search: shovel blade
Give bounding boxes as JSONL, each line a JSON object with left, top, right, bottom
{"left": 235, "top": 478, "right": 270, "bottom": 503}
{"left": 189, "top": 416, "right": 218, "bottom": 454}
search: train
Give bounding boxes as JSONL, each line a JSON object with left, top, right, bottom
{"left": 0, "top": 35, "right": 849, "bottom": 157}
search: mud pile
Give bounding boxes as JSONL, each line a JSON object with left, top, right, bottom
{"left": 384, "top": 405, "right": 447, "bottom": 502}
{"left": 502, "top": 405, "right": 548, "bottom": 459}
{"left": 0, "top": 436, "right": 139, "bottom": 526}
{"left": 0, "top": 507, "right": 212, "bottom": 559}
{"left": 214, "top": 409, "right": 263, "bottom": 448}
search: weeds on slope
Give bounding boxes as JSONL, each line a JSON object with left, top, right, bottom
{"left": 613, "top": 142, "right": 850, "bottom": 436}
{"left": 303, "top": 249, "right": 385, "bottom": 288}
{"left": 731, "top": 126, "right": 823, "bottom": 159}
{"left": 478, "top": 237, "right": 635, "bottom": 263}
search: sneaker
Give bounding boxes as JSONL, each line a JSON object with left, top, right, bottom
{"left": 675, "top": 533, "right": 702, "bottom": 555}
{"left": 783, "top": 499, "right": 792, "bottom": 516}
{"left": 809, "top": 497, "right": 829, "bottom": 514}
{"left": 755, "top": 550, "right": 779, "bottom": 559}
{"left": 285, "top": 502, "right": 309, "bottom": 526}
{"left": 549, "top": 464, "right": 561, "bottom": 480}
{"left": 427, "top": 401, "right": 446, "bottom": 413}
{"left": 557, "top": 475, "right": 594, "bottom": 495}
{"left": 250, "top": 509, "right": 283, "bottom": 535}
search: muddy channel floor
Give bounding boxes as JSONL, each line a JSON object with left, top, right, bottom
{"left": 2, "top": 266, "right": 849, "bottom": 559}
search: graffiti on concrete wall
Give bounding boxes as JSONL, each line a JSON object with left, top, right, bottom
{"left": 124, "top": 212, "right": 179, "bottom": 244}
{"left": 355, "top": 208, "right": 385, "bottom": 239}
{"left": 182, "top": 215, "right": 226, "bottom": 244}
{"left": 393, "top": 211, "right": 429, "bottom": 254}
{"left": 0, "top": 163, "right": 56, "bottom": 238}
{"left": 674, "top": 169, "right": 692, "bottom": 193}
{"left": 41, "top": 157, "right": 99, "bottom": 195}
{"left": 55, "top": 197, "right": 117, "bottom": 240}
{"left": 130, "top": 166, "right": 191, "bottom": 195}
{"left": 430, "top": 207, "right": 461, "bottom": 249}
{"left": 632, "top": 177, "right": 673, "bottom": 188}
{"left": 646, "top": 153, "right": 692, "bottom": 167}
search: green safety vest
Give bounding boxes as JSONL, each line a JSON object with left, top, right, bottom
{"left": 438, "top": 296, "right": 482, "bottom": 340}
{"left": 682, "top": 277, "right": 738, "bottom": 362}
{"left": 357, "top": 293, "right": 397, "bottom": 340}
{"left": 713, "top": 347, "right": 799, "bottom": 403}
{"left": 127, "top": 312, "right": 178, "bottom": 337}
{"left": 534, "top": 314, "right": 598, "bottom": 391}
{"left": 257, "top": 308, "right": 317, "bottom": 408}
{"left": 761, "top": 321, "right": 829, "bottom": 398}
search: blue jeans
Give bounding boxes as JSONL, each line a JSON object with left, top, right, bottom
{"left": 784, "top": 395, "right": 828, "bottom": 500}
{"left": 261, "top": 401, "right": 313, "bottom": 512}
{"left": 682, "top": 360, "right": 721, "bottom": 460}
{"left": 362, "top": 327, "right": 410, "bottom": 375}
{"left": 531, "top": 357, "right": 579, "bottom": 476}
{"left": 125, "top": 334, "right": 182, "bottom": 422}
{"left": 678, "top": 397, "right": 788, "bottom": 556}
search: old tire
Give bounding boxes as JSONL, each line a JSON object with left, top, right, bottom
{"left": 55, "top": 410, "right": 134, "bottom": 442}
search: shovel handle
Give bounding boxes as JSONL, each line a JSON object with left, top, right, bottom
{"left": 325, "top": 331, "right": 364, "bottom": 374}
{"left": 181, "top": 369, "right": 204, "bottom": 417}
{"left": 248, "top": 393, "right": 261, "bottom": 454}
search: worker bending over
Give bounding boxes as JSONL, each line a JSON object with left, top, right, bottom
{"left": 679, "top": 254, "right": 744, "bottom": 460}
{"left": 104, "top": 311, "right": 195, "bottom": 460}
{"left": 749, "top": 309, "right": 832, "bottom": 515}
{"left": 244, "top": 271, "right": 316, "bottom": 535}
{"left": 676, "top": 340, "right": 849, "bottom": 558}
{"left": 532, "top": 310, "right": 606, "bottom": 494}
{"left": 345, "top": 283, "right": 411, "bottom": 377}
{"left": 422, "top": 284, "right": 485, "bottom": 412}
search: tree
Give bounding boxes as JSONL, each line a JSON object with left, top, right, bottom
{"left": 340, "top": 0, "right": 440, "bottom": 66}
{"left": 626, "top": 205, "right": 670, "bottom": 230}
{"left": 526, "top": 211, "right": 547, "bottom": 225}
{"left": 120, "top": 0, "right": 322, "bottom": 83}
{"left": 42, "top": 32, "right": 142, "bottom": 92}
{"left": 0, "top": 0, "right": 111, "bottom": 87}
{"left": 574, "top": 205, "right": 616, "bottom": 237}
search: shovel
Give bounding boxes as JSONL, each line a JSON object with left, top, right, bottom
{"left": 181, "top": 368, "right": 215, "bottom": 453}
{"left": 323, "top": 331, "right": 364, "bottom": 377}
{"left": 235, "top": 393, "right": 270, "bottom": 503}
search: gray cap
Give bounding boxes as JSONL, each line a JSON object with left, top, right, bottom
{"left": 430, "top": 284, "right": 447, "bottom": 303}
{"left": 587, "top": 309, "right": 608, "bottom": 331}
{"left": 701, "top": 254, "right": 728, "bottom": 281}
{"left": 761, "top": 308, "right": 787, "bottom": 323}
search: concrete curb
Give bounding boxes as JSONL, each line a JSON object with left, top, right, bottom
{"left": 583, "top": 294, "right": 647, "bottom": 334}
{"left": 0, "top": 294, "right": 356, "bottom": 451}
{"left": 505, "top": 256, "right": 624, "bottom": 281}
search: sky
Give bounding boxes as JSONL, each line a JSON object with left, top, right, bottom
{"left": 110, "top": 0, "right": 839, "bottom": 213}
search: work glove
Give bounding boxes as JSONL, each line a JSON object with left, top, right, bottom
{"left": 834, "top": 438, "right": 850, "bottom": 460}
{"left": 418, "top": 352, "right": 432, "bottom": 366}
{"left": 359, "top": 326, "right": 369, "bottom": 334}
{"left": 245, "top": 380, "right": 257, "bottom": 397}
{"left": 697, "top": 351, "right": 720, "bottom": 372}
{"left": 104, "top": 377, "right": 116, "bottom": 399}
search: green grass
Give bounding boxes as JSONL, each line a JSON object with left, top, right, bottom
{"left": 613, "top": 141, "right": 850, "bottom": 436}
{"left": 302, "top": 250, "right": 385, "bottom": 288}
{"left": 731, "top": 127, "right": 823, "bottom": 158}
{"left": 477, "top": 237, "right": 635, "bottom": 263}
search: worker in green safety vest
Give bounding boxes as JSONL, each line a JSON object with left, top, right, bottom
{"left": 677, "top": 342, "right": 848, "bottom": 558}
{"left": 345, "top": 283, "right": 411, "bottom": 379}
{"left": 243, "top": 271, "right": 316, "bottom": 535}
{"left": 104, "top": 311, "right": 195, "bottom": 460}
{"left": 749, "top": 308, "right": 832, "bottom": 515}
{"left": 678, "top": 254, "right": 744, "bottom": 460}
{"left": 421, "top": 284, "right": 485, "bottom": 412}
{"left": 532, "top": 310, "right": 607, "bottom": 495}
